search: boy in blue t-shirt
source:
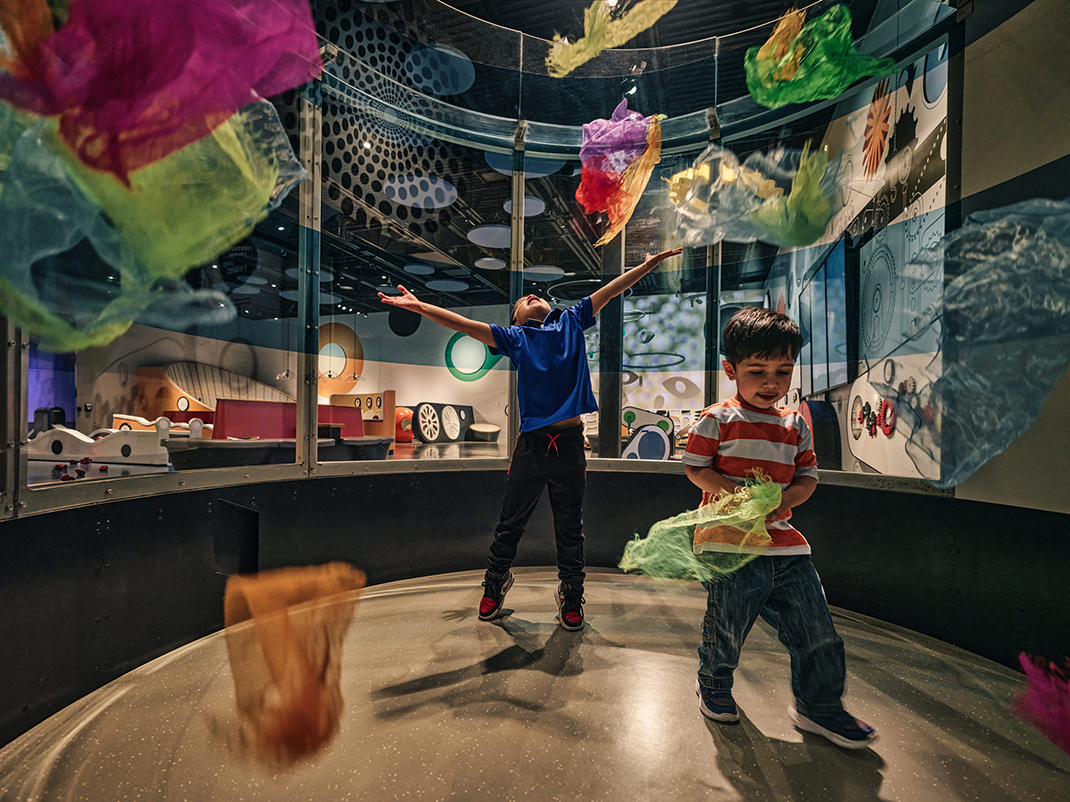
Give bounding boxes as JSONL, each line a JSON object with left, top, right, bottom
{"left": 380, "top": 248, "right": 679, "bottom": 629}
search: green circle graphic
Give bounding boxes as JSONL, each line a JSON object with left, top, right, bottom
{"left": 445, "top": 332, "right": 503, "bottom": 382}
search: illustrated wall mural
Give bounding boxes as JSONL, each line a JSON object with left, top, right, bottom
{"left": 765, "top": 39, "right": 949, "bottom": 481}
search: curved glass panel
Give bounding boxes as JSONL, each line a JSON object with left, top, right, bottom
{"left": 4, "top": 0, "right": 962, "bottom": 496}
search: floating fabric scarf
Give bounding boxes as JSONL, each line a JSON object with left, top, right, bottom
{"left": 576, "top": 99, "right": 662, "bottom": 246}
{"left": 619, "top": 475, "right": 781, "bottom": 583}
{"left": 0, "top": 0, "right": 315, "bottom": 351}
{"left": 224, "top": 563, "right": 367, "bottom": 765}
{"left": 0, "top": 98, "right": 302, "bottom": 351}
{"left": 868, "top": 197, "right": 1070, "bottom": 487}
{"left": 1014, "top": 654, "right": 1070, "bottom": 756}
{"left": 0, "top": 0, "right": 321, "bottom": 184}
{"left": 546, "top": 0, "right": 678, "bottom": 78}
{"left": 744, "top": 4, "right": 896, "bottom": 110}
{"left": 62, "top": 100, "right": 306, "bottom": 274}
{"left": 672, "top": 142, "right": 842, "bottom": 248}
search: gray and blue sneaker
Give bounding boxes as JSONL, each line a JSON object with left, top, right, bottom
{"left": 695, "top": 680, "right": 739, "bottom": 723}
{"left": 788, "top": 705, "right": 878, "bottom": 749}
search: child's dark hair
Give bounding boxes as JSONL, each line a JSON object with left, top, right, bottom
{"left": 722, "top": 307, "right": 802, "bottom": 365}
{"left": 512, "top": 295, "right": 546, "bottom": 324}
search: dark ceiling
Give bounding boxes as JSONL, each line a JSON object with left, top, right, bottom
{"left": 434, "top": 1, "right": 883, "bottom": 123}
{"left": 201, "top": 1, "right": 887, "bottom": 324}
{"left": 441, "top": 0, "right": 881, "bottom": 48}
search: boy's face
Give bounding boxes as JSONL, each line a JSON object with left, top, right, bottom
{"left": 513, "top": 295, "right": 551, "bottom": 324}
{"left": 723, "top": 353, "right": 795, "bottom": 409}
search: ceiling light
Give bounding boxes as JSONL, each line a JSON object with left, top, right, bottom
{"left": 277, "top": 226, "right": 285, "bottom": 231}
{"left": 363, "top": 142, "right": 371, "bottom": 149}
{"left": 466, "top": 224, "right": 511, "bottom": 248}
{"left": 425, "top": 278, "right": 469, "bottom": 292}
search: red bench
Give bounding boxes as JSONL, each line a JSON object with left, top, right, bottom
{"left": 211, "top": 399, "right": 365, "bottom": 440}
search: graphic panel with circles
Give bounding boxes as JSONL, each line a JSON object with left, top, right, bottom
{"left": 410, "top": 402, "right": 475, "bottom": 443}
{"left": 318, "top": 323, "right": 364, "bottom": 397}
{"left": 859, "top": 238, "right": 898, "bottom": 362}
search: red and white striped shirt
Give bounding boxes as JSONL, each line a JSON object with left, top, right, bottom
{"left": 682, "top": 396, "right": 818, "bottom": 554}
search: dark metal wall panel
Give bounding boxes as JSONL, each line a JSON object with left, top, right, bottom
{"left": 2, "top": 469, "right": 1068, "bottom": 749}
{"left": 0, "top": 497, "right": 231, "bottom": 747}
{"left": 794, "top": 486, "right": 1070, "bottom": 671}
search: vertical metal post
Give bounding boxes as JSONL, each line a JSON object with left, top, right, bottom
{"left": 713, "top": 36, "right": 720, "bottom": 110}
{"left": 945, "top": 23, "right": 966, "bottom": 233}
{"left": 507, "top": 122, "right": 528, "bottom": 451}
{"left": 704, "top": 241, "right": 722, "bottom": 408}
{"left": 297, "top": 83, "right": 323, "bottom": 476}
{"left": 0, "top": 318, "right": 22, "bottom": 520}
{"left": 941, "top": 19, "right": 967, "bottom": 488}
{"left": 703, "top": 107, "right": 723, "bottom": 409}
{"left": 597, "top": 233, "right": 625, "bottom": 458}
{"left": 517, "top": 36, "right": 524, "bottom": 121}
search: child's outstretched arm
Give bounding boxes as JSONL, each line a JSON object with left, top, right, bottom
{"left": 379, "top": 285, "right": 496, "bottom": 347}
{"left": 590, "top": 248, "right": 682, "bottom": 315}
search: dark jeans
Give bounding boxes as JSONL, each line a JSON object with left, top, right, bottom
{"left": 698, "top": 554, "right": 847, "bottom": 718}
{"left": 487, "top": 425, "right": 586, "bottom": 584}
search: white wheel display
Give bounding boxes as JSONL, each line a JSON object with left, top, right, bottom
{"left": 416, "top": 403, "right": 440, "bottom": 442}
{"left": 441, "top": 405, "right": 461, "bottom": 441}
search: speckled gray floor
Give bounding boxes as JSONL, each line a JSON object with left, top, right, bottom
{"left": 1, "top": 568, "right": 1068, "bottom": 801}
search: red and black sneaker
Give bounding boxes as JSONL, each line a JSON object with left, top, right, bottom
{"left": 478, "top": 569, "right": 514, "bottom": 621}
{"left": 555, "top": 581, "right": 585, "bottom": 631}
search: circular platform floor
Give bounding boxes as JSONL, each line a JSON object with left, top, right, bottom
{"left": 1, "top": 569, "right": 1067, "bottom": 801}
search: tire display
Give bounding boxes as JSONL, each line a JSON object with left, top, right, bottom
{"left": 410, "top": 402, "right": 476, "bottom": 443}
{"left": 415, "top": 403, "right": 440, "bottom": 442}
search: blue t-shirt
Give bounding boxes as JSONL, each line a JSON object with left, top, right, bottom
{"left": 489, "top": 297, "right": 598, "bottom": 432}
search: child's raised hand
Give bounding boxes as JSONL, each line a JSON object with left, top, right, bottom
{"left": 638, "top": 248, "right": 683, "bottom": 270}
{"left": 378, "top": 285, "right": 418, "bottom": 309}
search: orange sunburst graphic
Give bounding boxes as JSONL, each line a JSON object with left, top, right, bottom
{"left": 863, "top": 79, "right": 891, "bottom": 178}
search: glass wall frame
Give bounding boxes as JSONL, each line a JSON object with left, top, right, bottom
{"left": 0, "top": 0, "right": 962, "bottom": 518}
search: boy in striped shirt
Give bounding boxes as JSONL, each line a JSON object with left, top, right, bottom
{"left": 682, "top": 307, "right": 876, "bottom": 749}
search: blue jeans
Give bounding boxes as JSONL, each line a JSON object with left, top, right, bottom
{"left": 698, "top": 554, "right": 846, "bottom": 718}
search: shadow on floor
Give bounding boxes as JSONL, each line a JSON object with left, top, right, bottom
{"left": 703, "top": 713, "right": 887, "bottom": 802}
{"left": 371, "top": 620, "right": 584, "bottom": 702}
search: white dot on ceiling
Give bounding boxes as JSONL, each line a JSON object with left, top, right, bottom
{"left": 484, "top": 151, "right": 565, "bottom": 178}
{"left": 503, "top": 196, "right": 546, "bottom": 217}
{"left": 466, "top": 224, "right": 511, "bottom": 248}
{"left": 523, "top": 265, "right": 565, "bottom": 281}
{"left": 424, "top": 279, "right": 469, "bottom": 292}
